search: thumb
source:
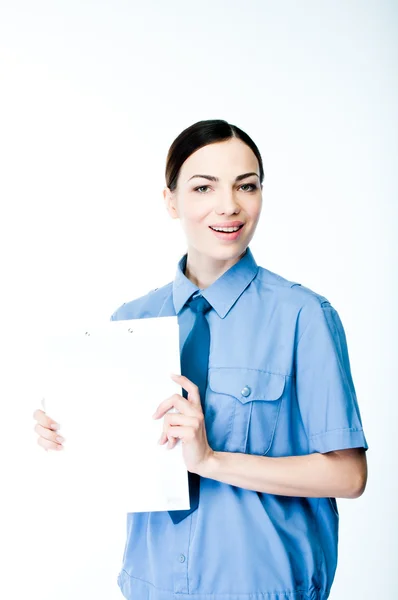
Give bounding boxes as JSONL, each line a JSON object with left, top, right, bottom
{"left": 170, "top": 373, "right": 201, "bottom": 406}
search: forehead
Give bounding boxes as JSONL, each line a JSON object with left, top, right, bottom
{"left": 179, "top": 139, "right": 259, "bottom": 181}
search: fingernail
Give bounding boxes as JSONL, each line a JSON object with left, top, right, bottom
{"left": 50, "top": 423, "right": 60, "bottom": 430}
{"left": 56, "top": 444, "right": 64, "bottom": 450}
{"left": 56, "top": 436, "right": 64, "bottom": 443}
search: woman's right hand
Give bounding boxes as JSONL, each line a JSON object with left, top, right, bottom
{"left": 33, "top": 409, "right": 65, "bottom": 451}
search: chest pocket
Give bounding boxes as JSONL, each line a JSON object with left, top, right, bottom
{"left": 206, "top": 367, "right": 285, "bottom": 455}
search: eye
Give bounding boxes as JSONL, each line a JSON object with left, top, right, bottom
{"left": 240, "top": 183, "right": 257, "bottom": 192}
{"left": 193, "top": 183, "right": 258, "bottom": 193}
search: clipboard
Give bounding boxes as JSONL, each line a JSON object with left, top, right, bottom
{"left": 39, "top": 316, "right": 190, "bottom": 513}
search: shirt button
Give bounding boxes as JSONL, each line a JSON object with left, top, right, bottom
{"left": 179, "top": 554, "right": 186, "bottom": 563}
{"left": 241, "top": 386, "right": 251, "bottom": 397}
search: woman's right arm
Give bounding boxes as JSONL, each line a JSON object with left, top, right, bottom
{"left": 33, "top": 409, "right": 65, "bottom": 451}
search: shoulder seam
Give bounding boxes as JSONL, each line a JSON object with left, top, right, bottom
{"left": 296, "top": 299, "right": 334, "bottom": 345}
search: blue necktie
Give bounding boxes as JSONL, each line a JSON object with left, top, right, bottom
{"left": 169, "top": 293, "right": 212, "bottom": 524}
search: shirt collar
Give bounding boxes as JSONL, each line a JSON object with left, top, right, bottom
{"left": 172, "top": 246, "right": 259, "bottom": 319}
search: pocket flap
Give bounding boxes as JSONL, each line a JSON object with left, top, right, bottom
{"left": 208, "top": 367, "right": 286, "bottom": 403}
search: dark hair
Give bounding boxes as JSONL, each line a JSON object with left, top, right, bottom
{"left": 165, "top": 119, "right": 264, "bottom": 192}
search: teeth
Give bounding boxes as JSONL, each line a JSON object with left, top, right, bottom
{"left": 211, "top": 226, "right": 241, "bottom": 232}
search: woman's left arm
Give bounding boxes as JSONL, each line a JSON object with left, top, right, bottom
{"left": 156, "top": 375, "right": 368, "bottom": 500}
{"left": 199, "top": 447, "right": 367, "bottom": 499}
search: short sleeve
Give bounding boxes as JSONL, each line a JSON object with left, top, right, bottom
{"left": 295, "top": 300, "right": 369, "bottom": 454}
{"left": 110, "top": 302, "right": 127, "bottom": 321}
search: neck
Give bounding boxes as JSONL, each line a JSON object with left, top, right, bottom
{"left": 184, "top": 247, "right": 247, "bottom": 289}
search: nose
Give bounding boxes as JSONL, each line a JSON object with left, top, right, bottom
{"left": 214, "top": 191, "right": 241, "bottom": 215}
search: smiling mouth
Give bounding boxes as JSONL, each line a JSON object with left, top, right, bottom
{"left": 209, "top": 224, "right": 245, "bottom": 232}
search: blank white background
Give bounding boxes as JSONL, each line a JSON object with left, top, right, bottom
{"left": 0, "top": 1, "right": 396, "bottom": 598}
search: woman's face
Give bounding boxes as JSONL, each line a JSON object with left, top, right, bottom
{"left": 163, "top": 138, "right": 262, "bottom": 264}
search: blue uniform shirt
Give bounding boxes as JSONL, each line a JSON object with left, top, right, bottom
{"left": 111, "top": 246, "right": 368, "bottom": 600}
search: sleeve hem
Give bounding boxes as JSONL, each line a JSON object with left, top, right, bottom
{"left": 309, "top": 428, "right": 369, "bottom": 453}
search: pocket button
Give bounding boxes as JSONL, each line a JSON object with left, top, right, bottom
{"left": 241, "top": 385, "right": 251, "bottom": 397}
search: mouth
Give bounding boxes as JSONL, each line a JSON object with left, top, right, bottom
{"left": 209, "top": 223, "right": 245, "bottom": 241}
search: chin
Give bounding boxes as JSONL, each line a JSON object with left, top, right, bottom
{"left": 209, "top": 244, "right": 248, "bottom": 260}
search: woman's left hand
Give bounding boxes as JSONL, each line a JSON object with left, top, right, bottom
{"left": 152, "top": 374, "right": 214, "bottom": 475}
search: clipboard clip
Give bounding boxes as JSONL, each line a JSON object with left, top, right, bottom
{"left": 83, "top": 328, "right": 134, "bottom": 336}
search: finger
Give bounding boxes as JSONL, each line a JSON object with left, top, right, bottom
{"left": 158, "top": 424, "right": 183, "bottom": 448}
{"left": 161, "top": 415, "right": 200, "bottom": 450}
{"left": 167, "top": 436, "right": 178, "bottom": 450}
{"left": 34, "top": 423, "right": 65, "bottom": 445}
{"left": 152, "top": 394, "right": 181, "bottom": 419}
{"left": 158, "top": 431, "right": 168, "bottom": 445}
{"left": 164, "top": 414, "right": 200, "bottom": 428}
{"left": 160, "top": 430, "right": 178, "bottom": 450}
{"left": 154, "top": 394, "right": 197, "bottom": 420}
{"left": 158, "top": 430, "right": 179, "bottom": 449}
{"left": 158, "top": 429, "right": 180, "bottom": 450}
{"left": 170, "top": 374, "right": 201, "bottom": 406}
{"left": 165, "top": 426, "right": 195, "bottom": 447}
{"left": 37, "top": 436, "right": 64, "bottom": 451}
{"left": 33, "top": 409, "right": 60, "bottom": 431}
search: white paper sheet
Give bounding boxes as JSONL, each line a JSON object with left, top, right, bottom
{"left": 39, "top": 316, "right": 190, "bottom": 513}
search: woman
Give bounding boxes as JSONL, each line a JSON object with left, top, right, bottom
{"left": 33, "top": 119, "right": 368, "bottom": 600}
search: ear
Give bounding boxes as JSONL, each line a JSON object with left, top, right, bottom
{"left": 163, "top": 187, "right": 179, "bottom": 220}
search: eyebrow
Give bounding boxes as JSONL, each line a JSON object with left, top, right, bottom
{"left": 187, "top": 172, "right": 260, "bottom": 183}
